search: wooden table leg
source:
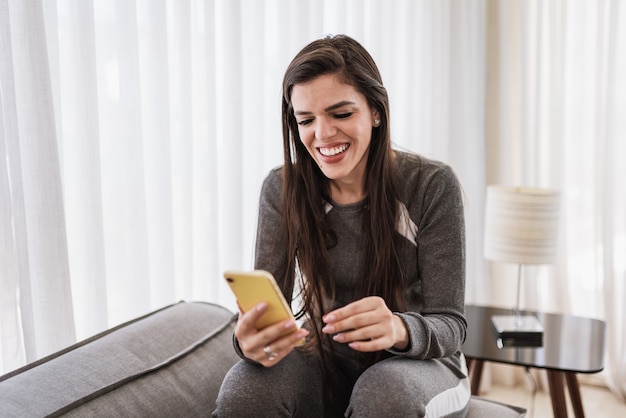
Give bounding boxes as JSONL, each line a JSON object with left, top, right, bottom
{"left": 466, "top": 358, "right": 484, "bottom": 396}
{"left": 547, "top": 370, "right": 568, "bottom": 418}
{"left": 566, "top": 372, "right": 585, "bottom": 418}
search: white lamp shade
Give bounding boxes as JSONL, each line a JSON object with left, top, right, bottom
{"left": 484, "top": 185, "right": 561, "bottom": 265}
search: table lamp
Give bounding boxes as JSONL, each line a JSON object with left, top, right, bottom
{"left": 484, "top": 185, "right": 561, "bottom": 345}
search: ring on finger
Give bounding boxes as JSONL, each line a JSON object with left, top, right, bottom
{"left": 263, "top": 345, "right": 278, "bottom": 361}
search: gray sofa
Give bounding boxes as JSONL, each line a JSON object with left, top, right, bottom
{"left": 0, "top": 301, "right": 526, "bottom": 417}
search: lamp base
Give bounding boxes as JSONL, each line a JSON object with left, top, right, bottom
{"left": 491, "top": 314, "right": 544, "bottom": 347}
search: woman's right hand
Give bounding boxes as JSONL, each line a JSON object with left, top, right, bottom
{"left": 235, "top": 302, "right": 309, "bottom": 367}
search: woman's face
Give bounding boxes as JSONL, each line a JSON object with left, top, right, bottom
{"left": 291, "top": 73, "right": 379, "bottom": 198}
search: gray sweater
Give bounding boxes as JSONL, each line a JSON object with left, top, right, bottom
{"left": 254, "top": 150, "right": 466, "bottom": 361}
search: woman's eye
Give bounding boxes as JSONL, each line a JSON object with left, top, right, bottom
{"left": 334, "top": 112, "right": 352, "bottom": 119}
{"left": 297, "top": 119, "right": 313, "bottom": 126}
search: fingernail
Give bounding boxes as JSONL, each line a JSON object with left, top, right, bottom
{"left": 333, "top": 333, "right": 344, "bottom": 342}
{"left": 297, "top": 330, "right": 309, "bottom": 338}
{"left": 256, "top": 302, "right": 267, "bottom": 312}
{"left": 284, "top": 321, "right": 296, "bottom": 329}
{"left": 322, "top": 325, "right": 335, "bottom": 333}
{"left": 323, "top": 314, "right": 335, "bottom": 323}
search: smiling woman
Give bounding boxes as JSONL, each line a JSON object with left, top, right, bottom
{"left": 213, "top": 34, "right": 470, "bottom": 417}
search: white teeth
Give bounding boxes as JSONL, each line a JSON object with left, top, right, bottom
{"left": 319, "top": 144, "right": 349, "bottom": 156}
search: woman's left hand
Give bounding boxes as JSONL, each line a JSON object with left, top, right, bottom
{"left": 321, "top": 296, "right": 409, "bottom": 352}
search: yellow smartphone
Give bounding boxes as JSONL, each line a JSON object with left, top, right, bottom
{"left": 223, "top": 270, "right": 301, "bottom": 337}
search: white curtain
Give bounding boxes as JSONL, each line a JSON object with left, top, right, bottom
{"left": 1, "top": 0, "right": 75, "bottom": 370}
{"left": 1, "top": 0, "right": 624, "bottom": 403}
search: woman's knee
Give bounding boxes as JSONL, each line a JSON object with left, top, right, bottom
{"left": 347, "top": 357, "right": 468, "bottom": 418}
{"left": 347, "top": 359, "right": 426, "bottom": 417}
{"left": 213, "top": 353, "right": 324, "bottom": 417}
{"left": 213, "top": 360, "right": 266, "bottom": 417}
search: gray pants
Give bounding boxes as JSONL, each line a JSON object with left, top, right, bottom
{"left": 213, "top": 349, "right": 470, "bottom": 417}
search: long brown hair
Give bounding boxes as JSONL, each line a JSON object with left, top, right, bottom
{"left": 280, "top": 35, "right": 405, "bottom": 384}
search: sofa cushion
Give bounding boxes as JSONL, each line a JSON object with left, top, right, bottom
{"left": 0, "top": 301, "right": 239, "bottom": 417}
{"left": 467, "top": 396, "right": 527, "bottom": 417}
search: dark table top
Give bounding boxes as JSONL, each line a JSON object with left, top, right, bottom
{"left": 462, "top": 305, "right": 607, "bottom": 374}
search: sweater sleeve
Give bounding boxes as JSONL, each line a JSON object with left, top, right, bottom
{"left": 232, "top": 168, "right": 287, "bottom": 362}
{"left": 387, "top": 162, "right": 467, "bottom": 359}
{"left": 253, "top": 168, "right": 288, "bottom": 280}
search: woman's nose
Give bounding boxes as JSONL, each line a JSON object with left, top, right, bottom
{"left": 315, "top": 118, "right": 337, "bottom": 141}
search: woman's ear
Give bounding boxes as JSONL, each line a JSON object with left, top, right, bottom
{"left": 372, "top": 110, "right": 381, "bottom": 127}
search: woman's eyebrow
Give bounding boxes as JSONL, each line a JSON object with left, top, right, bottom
{"left": 324, "top": 101, "right": 356, "bottom": 112}
{"left": 294, "top": 101, "right": 356, "bottom": 116}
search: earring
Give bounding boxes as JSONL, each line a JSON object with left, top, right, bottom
{"left": 374, "top": 118, "right": 380, "bottom": 127}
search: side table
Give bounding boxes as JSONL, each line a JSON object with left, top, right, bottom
{"left": 463, "top": 305, "right": 606, "bottom": 418}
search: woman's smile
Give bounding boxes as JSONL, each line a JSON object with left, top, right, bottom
{"left": 319, "top": 143, "right": 350, "bottom": 158}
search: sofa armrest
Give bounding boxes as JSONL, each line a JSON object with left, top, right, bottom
{"left": 0, "top": 301, "right": 239, "bottom": 417}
